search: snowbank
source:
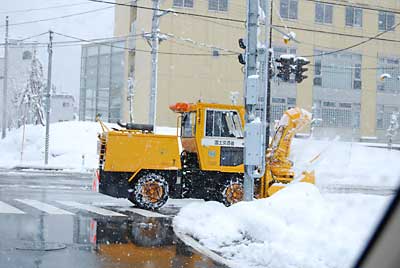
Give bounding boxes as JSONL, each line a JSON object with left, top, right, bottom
{"left": 0, "top": 121, "right": 103, "bottom": 170}
{"left": 291, "top": 138, "right": 400, "bottom": 186}
{"left": 0, "top": 121, "right": 177, "bottom": 170}
{"left": 174, "top": 183, "right": 391, "bottom": 268}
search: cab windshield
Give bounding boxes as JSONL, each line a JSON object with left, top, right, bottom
{"left": 205, "top": 109, "right": 243, "bottom": 138}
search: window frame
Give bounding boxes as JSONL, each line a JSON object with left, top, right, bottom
{"left": 378, "top": 11, "right": 395, "bottom": 31}
{"left": 208, "top": 0, "right": 228, "bottom": 12}
{"left": 315, "top": 3, "right": 333, "bottom": 24}
{"left": 345, "top": 6, "right": 363, "bottom": 27}
{"left": 204, "top": 108, "right": 243, "bottom": 138}
{"left": 280, "top": 0, "right": 298, "bottom": 20}
{"left": 181, "top": 112, "right": 197, "bottom": 137}
{"left": 377, "top": 56, "right": 400, "bottom": 94}
{"left": 173, "top": 0, "right": 194, "bottom": 8}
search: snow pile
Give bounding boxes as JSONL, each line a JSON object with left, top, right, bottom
{"left": 291, "top": 138, "right": 400, "bottom": 186}
{"left": 0, "top": 121, "right": 177, "bottom": 170}
{"left": 0, "top": 121, "right": 103, "bottom": 169}
{"left": 174, "top": 183, "right": 390, "bottom": 268}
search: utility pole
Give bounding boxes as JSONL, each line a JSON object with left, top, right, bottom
{"left": 243, "top": 0, "right": 271, "bottom": 201}
{"left": 127, "top": 76, "right": 135, "bottom": 123}
{"left": 44, "top": 30, "right": 53, "bottom": 165}
{"left": 266, "top": 1, "right": 273, "bottom": 144}
{"left": 243, "top": 0, "right": 260, "bottom": 201}
{"left": 148, "top": 0, "right": 160, "bottom": 129}
{"left": 2, "top": 16, "right": 9, "bottom": 139}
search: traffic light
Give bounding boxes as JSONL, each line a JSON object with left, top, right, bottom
{"left": 238, "top": 38, "right": 246, "bottom": 65}
{"left": 275, "top": 55, "right": 294, "bottom": 82}
{"left": 294, "top": 57, "right": 310, "bottom": 83}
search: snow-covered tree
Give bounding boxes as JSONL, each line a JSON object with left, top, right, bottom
{"left": 19, "top": 50, "right": 46, "bottom": 126}
{"left": 386, "top": 111, "right": 399, "bottom": 149}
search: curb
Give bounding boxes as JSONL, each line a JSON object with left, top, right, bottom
{"left": 173, "top": 228, "right": 236, "bottom": 268}
{"left": 9, "top": 165, "right": 95, "bottom": 175}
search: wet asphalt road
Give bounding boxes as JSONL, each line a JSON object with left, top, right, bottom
{"left": 0, "top": 169, "right": 223, "bottom": 268}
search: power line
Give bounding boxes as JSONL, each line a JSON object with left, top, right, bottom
{"left": 0, "top": 33, "right": 144, "bottom": 47}
{"left": 52, "top": 31, "right": 238, "bottom": 56}
{"left": 301, "top": 21, "right": 400, "bottom": 58}
{"left": 15, "top": 32, "right": 49, "bottom": 42}
{"left": 0, "top": 2, "right": 93, "bottom": 15}
{"left": 162, "top": 32, "right": 240, "bottom": 54}
{"left": 88, "top": 0, "right": 245, "bottom": 24}
{"left": 0, "top": 6, "right": 113, "bottom": 28}
{"left": 271, "top": 24, "right": 400, "bottom": 44}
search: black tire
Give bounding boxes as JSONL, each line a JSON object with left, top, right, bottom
{"left": 219, "top": 178, "right": 244, "bottom": 207}
{"left": 129, "top": 173, "right": 169, "bottom": 210}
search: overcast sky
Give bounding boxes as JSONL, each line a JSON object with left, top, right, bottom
{"left": 0, "top": 0, "right": 115, "bottom": 100}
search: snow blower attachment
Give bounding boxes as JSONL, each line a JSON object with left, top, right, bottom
{"left": 97, "top": 102, "right": 315, "bottom": 210}
{"left": 259, "top": 107, "right": 315, "bottom": 198}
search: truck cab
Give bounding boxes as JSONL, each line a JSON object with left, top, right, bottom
{"left": 171, "top": 102, "right": 245, "bottom": 173}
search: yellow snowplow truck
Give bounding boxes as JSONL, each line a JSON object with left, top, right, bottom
{"left": 97, "top": 102, "right": 315, "bottom": 210}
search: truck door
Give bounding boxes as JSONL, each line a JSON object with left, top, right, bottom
{"left": 199, "top": 108, "right": 244, "bottom": 172}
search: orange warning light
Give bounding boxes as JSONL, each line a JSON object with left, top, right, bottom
{"left": 169, "top": 102, "right": 193, "bottom": 112}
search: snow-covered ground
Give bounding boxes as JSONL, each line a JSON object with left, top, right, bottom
{"left": 174, "top": 184, "right": 392, "bottom": 268}
{"left": 291, "top": 138, "right": 400, "bottom": 187}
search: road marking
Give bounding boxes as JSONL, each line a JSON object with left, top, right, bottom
{"left": 57, "top": 201, "right": 127, "bottom": 217}
{"left": 0, "top": 201, "right": 25, "bottom": 214}
{"left": 15, "top": 199, "right": 74, "bottom": 215}
{"left": 120, "top": 207, "right": 170, "bottom": 218}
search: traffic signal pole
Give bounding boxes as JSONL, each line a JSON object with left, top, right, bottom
{"left": 243, "top": 0, "right": 259, "bottom": 201}
{"left": 243, "top": 0, "right": 271, "bottom": 201}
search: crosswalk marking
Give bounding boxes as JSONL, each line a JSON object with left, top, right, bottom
{"left": 15, "top": 199, "right": 75, "bottom": 215}
{"left": 120, "top": 207, "right": 170, "bottom": 218}
{"left": 0, "top": 201, "right": 25, "bottom": 214}
{"left": 57, "top": 201, "right": 127, "bottom": 217}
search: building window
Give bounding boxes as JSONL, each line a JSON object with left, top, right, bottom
{"left": 313, "top": 50, "right": 362, "bottom": 90}
{"left": 208, "top": 0, "right": 228, "bottom": 11}
{"left": 173, "top": 0, "right": 193, "bottom": 8}
{"left": 314, "top": 57, "right": 322, "bottom": 86}
{"left": 323, "top": 101, "right": 335, "bottom": 107}
{"left": 377, "top": 105, "right": 399, "bottom": 129}
{"left": 378, "top": 11, "right": 395, "bottom": 31}
{"left": 345, "top": 7, "right": 362, "bottom": 27}
{"left": 272, "top": 98, "right": 286, "bottom": 104}
{"left": 353, "top": 63, "right": 362, "bottom": 89}
{"left": 315, "top": 3, "right": 333, "bottom": 24}
{"left": 377, "top": 57, "right": 400, "bottom": 94}
{"left": 314, "top": 100, "right": 360, "bottom": 128}
{"left": 280, "top": 0, "right": 298, "bottom": 20}
{"left": 271, "top": 98, "right": 297, "bottom": 122}
{"left": 287, "top": 97, "right": 296, "bottom": 107}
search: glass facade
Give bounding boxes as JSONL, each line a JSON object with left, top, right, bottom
{"left": 79, "top": 40, "right": 126, "bottom": 122}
